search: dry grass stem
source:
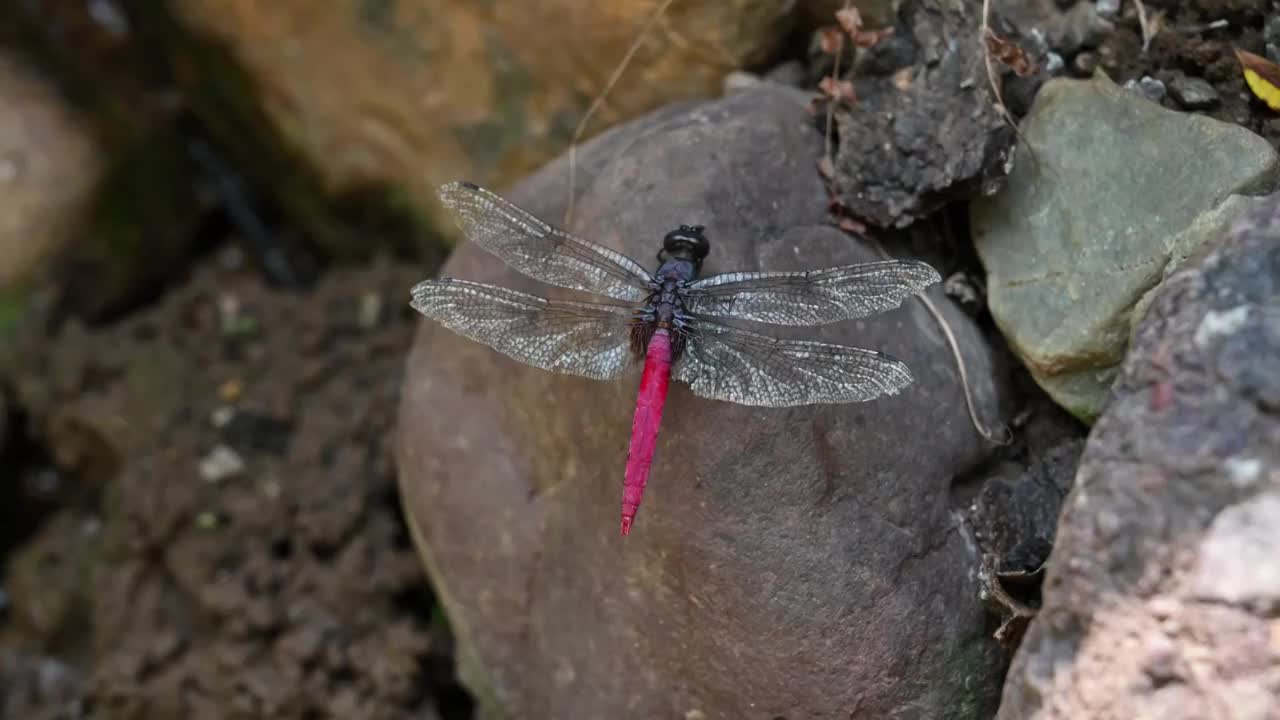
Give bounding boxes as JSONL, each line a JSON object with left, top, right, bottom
{"left": 564, "top": 0, "right": 678, "bottom": 226}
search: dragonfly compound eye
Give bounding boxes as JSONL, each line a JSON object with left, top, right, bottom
{"left": 663, "top": 224, "right": 710, "bottom": 260}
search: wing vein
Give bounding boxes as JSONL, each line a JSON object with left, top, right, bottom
{"left": 437, "top": 182, "right": 654, "bottom": 301}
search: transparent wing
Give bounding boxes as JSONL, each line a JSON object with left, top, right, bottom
{"left": 681, "top": 259, "right": 940, "bottom": 325}
{"left": 673, "top": 318, "right": 913, "bottom": 407}
{"left": 410, "top": 278, "right": 638, "bottom": 380}
{"left": 437, "top": 181, "right": 654, "bottom": 302}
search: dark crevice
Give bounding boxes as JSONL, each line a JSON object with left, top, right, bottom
{"left": 0, "top": 391, "right": 75, "bottom": 575}
{"left": 380, "top": 479, "right": 476, "bottom": 720}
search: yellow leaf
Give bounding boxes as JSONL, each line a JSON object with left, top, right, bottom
{"left": 1236, "top": 48, "right": 1280, "bottom": 112}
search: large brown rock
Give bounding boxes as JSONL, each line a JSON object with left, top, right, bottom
{"left": 997, "top": 196, "right": 1280, "bottom": 718}
{"left": 0, "top": 50, "right": 104, "bottom": 291}
{"left": 397, "top": 85, "right": 1009, "bottom": 718}
{"left": 167, "top": 0, "right": 802, "bottom": 245}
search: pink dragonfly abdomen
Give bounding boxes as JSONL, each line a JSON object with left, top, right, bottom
{"left": 620, "top": 328, "right": 673, "bottom": 536}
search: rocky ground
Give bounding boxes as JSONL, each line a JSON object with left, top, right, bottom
{"left": 1, "top": 258, "right": 473, "bottom": 719}
{"left": 2, "top": 0, "right": 1278, "bottom": 718}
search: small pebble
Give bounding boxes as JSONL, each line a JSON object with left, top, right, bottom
{"left": 1045, "top": 51, "right": 1065, "bottom": 75}
{"left": 195, "top": 511, "right": 221, "bottom": 529}
{"left": 210, "top": 406, "right": 236, "bottom": 428}
{"left": 87, "top": 0, "right": 130, "bottom": 37}
{"left": 218, "top": 294, "right": 258, "bottom": 337}
{"left": 943, "top": 272, "right": 981, "bottom": 310}
{"left": 0, "top": 151, "right": 22, "bottom": 183}
{"left": 1266, "top": 14, "right": 1280, "bottom": 46}
{"left": 1166, "top": 73, "right": 1219, "bottom": 110}
{"left": 1073, "top": 51, "right": 1098, "bottom": 76}
{"left": 722, "top": 71, "right": 762, "bottom": 95}
{"left": 1123, "top": 76, "right": 1166, "bottom": 104}
{"left": 763, "top": 60, "right": 806, "bottom": 88}
{"left": 199, "top": 445, "right": 246, "bottom": 482}
{"left": 262, "top": 478, "right": 282, "bottom": 499}
{"left": 892, "top": 67, "right": 914, "bottom": 91}
{"left": 219, "top": 378, "right": 243, "bottom": 402}
{"left": 357, "top": 292, "right": 383, "bottom": 330}
{"left": 217, "top": 244, "right": 246, "bottom": 271}
{"left": 28, "top": 468, "right": 61, "bottom": 497}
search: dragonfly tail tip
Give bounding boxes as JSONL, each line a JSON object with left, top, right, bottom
{"left": 620, "top": 515, "right": 633, "bottom": 536}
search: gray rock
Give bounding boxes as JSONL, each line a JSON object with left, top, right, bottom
{"left": 198, "top": 444, "right": 246, "bottom": 482}
{"left": 995, "top": 0, "right": 1114, "bottom": 55}
{"left": 1265, "top": 12, "right": 1280, "bottom": 47}
{"left": 398, "top": 85, "right": 1009, "bottom": 719}
{"left": 762, "top": 59, "right": 806, "bottom": 88}
{"left": 1122, "top": 75, "right": 1166, "bottom": 103}
{"left": 970, "top": 439, "right": 1082, "bottom": 576}
{"left": 1048, "top": 1, "right": 1113, "bottom": 55}
{"left": 1072, "top": 51, "right": 1098, "bottom": 76}
{"left": 996, "top": 192, "right": 1280, "bottom": 720}
{"left": 831, "top": 0, "right": 1015, "bottom": 228}
{"left": 1045, "top": 51, "right": 1065, "bottom": 75}
{"left": 721, "top": 69, "right": 763, "bottom": 94}
{"left": 971, "top": 71, "right": 1279, "bottom": 421}
{"left": 1165, "top": 72, "right": 1219, "bottom": 110}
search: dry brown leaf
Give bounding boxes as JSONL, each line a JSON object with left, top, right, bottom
{"left": 835, "top": 7, "right": 862, "bottom": 35}
{"left": 818, "top": 26, "right": 844, "bottom": 55}
{"left": 834, "top": 5, "right": 892, "bottom": 48}
{"left": 983, "top": 28, "right": 1037, "bottom": 77}
{"left": 837, "top": 216, "right": 867, "bottom": 235}
{"left": 818, "top": 75, "right": 856, "bottom": 104}
{"left": 854, "top": 27, "right": 894, "bottom": 49}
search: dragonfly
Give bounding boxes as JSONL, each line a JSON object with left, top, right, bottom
{"left": 410, "top": 181, "right": 941, "bottom": 536}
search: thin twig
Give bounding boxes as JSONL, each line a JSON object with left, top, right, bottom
{"left": 872, "top": 238, "right": 1010, "bottom": 446}
{"left": 917, "top": 288, "right": 1011, "bottom": 445}
{"left": 564, "top": 0, "right": 677, "bottom": 227}
{"left": 823, "top": 2, "right": 852, "bottom": 164}
{"left": 979, "top": 0, "right": 1043, "bottom": 175}
{"left": 979, "top": 0, "right": 1012, "bottom": 126}
{"left": 1134, "top": 0, "right": 1154, "bottom": 54}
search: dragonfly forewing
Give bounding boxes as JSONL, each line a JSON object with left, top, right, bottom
{"left": 410, "top": 278, "right": 639, "bottom": 380}
{"left": 438, "top": 182, "right": 655, "bottom": 302}
{"left": 673, "top": 318, "right": 913, "bottom": 407}
{"left": 681, "top": 259, "right": 940, "bottom": 326}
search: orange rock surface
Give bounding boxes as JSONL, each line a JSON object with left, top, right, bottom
{"left": 170, "top": 0, "right": 801, "bottom": 239}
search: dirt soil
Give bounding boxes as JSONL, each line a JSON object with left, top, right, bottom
{"left": 1093, "top": 0, "right": 1280, "bottom": 144}
{"left": 1, "top": 256, "right": 469, "bottom": 720}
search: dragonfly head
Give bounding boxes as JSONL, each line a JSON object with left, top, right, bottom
{"left": 660, "top": 224, "right": 710, "bottom": 266}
